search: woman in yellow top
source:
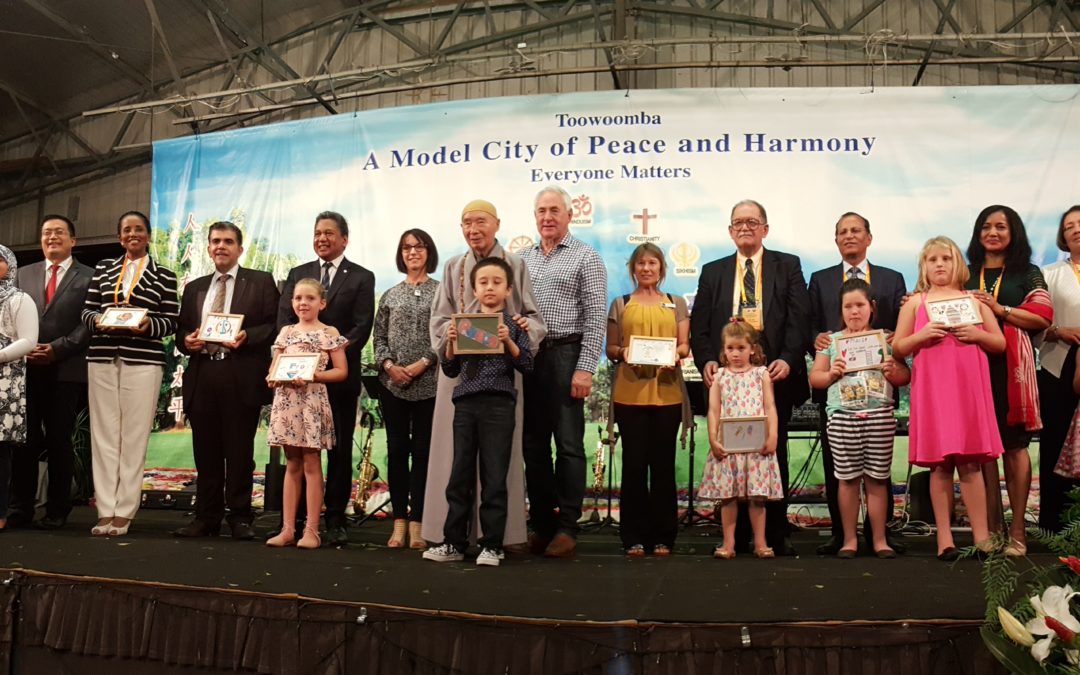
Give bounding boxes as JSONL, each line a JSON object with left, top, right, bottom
{"left": 605, "top": 243, "right": 690, "bottom": 557}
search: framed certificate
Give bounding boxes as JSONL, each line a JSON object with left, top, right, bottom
{"left": 99, "top": 306, "right": 148, "bottom": 328}
{"left": 452, "top": 313, "right": 504, "bottom": 355}
{"left": 199, "top": 312, "right": 244, "bottom": 343}
{"left": 719, "top": 416, "right": 768, "bottom": 453}
{"left": 268, "top": 353, "right": 320, "bottom": 382}
{"left": 626, "top": 336, "right": 678, "bottom": 367}
{"left": 835, "top": 330, "right": 887, "bottom": 372}
{"left": 926, "top": 295, "right": 983, "bottom": 327}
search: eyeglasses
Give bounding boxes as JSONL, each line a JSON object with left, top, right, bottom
{"left": 730, "top": 219, "right": 764, "bottom": 231}
{"left": 401, "top": 244, "right": 427, "bottom": 252}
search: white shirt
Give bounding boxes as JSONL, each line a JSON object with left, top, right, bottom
{"left": 200, "top": 264, "right": 240, "bottom": 320}
{"left": 120, "top": 254, "right": 148, "bottom": 296}
{"left": 843, "top": 258, "right": 869, "bottom": 281}
{"left": 318, "top": 253, "right": 346, "bottom": 287}
{"left": 731, "top": 247, "right": 765, "bottom": 311}
{"left": 1039, "top": 260, "right": 1080, "bottom": 377}
{"left": 44, "top": 256, "right": 73, "bottom": 290}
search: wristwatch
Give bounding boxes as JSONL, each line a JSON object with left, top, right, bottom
{"left": 382, "top": 359, "right": 394, "bottom": 372}
{"left": 1002, "top": 305, "right": 1013, "bottom": 317}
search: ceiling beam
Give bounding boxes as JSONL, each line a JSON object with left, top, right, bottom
{"left": 21, "top": 0, "right": 153, "bottom": 93}
{"left": 199, "top": 0, "right": 338, "bottom": 114}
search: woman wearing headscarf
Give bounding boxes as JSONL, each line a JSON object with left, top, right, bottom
{"left": 81, "top": 211, "right": 179, "bottom": 537}
{"left": 0, "top": 245, "right": 39, "bottom": 531}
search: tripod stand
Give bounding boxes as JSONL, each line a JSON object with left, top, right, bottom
{"left": 582, "top": 424, "right": 620, "bottom": 532}
{"left": 679, "top": 416, "right": 718, "bottom": 527}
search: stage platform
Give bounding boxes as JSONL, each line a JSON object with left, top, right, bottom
{"left": 0, "top": 506, "right": 1020, "bottom": 674}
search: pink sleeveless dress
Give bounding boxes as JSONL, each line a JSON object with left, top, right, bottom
{"left": 908, "top": 295, "right": 1003, "bottom": 467}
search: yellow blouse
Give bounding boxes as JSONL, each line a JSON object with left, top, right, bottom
{"left": 609, "top": 295, "right": 687, "bottom": 406}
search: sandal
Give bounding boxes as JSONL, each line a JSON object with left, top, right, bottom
{"left": 625, "top": 544, "right": 646, "bottom": 557}
{"left": 1004, "top": 539, "right": 1028, "bottom": 558}
{"left": 713, "top": 545, "right": 735, "bottom": 560}
{"left": 297, "top": 525, "right": 322, "bottom": 549}
{"left": 753, "top": 547, "right": 775, "bottom": 559}
{"left": 652, "top": 544, "right": 671, "bottom": 557}
{"left": 388, "top": 519, "right": 407, "bottom": 548}
{"left": 266, "top": 527, "right": 296, "bottom": 548}
{"left": 408, "top": 521, "right": 427, "bottom": 550}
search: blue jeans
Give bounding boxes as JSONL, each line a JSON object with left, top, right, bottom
{"left": 522, "top": 342, "right": 586, "bottom": 538}
{"left": 444, "top": 393, "right": 515, "bottom": 550}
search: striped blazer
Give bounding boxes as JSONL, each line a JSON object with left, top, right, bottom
{"left": 81, "top": 254, "right": 180, "bottom": 366}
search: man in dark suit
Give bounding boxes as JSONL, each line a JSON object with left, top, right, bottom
{"left": 690, "top": 199, "right": 811, "bottom": 555}
{"left": 277, "top": 211, "right": 375, "bottom": 546}
{"left": 174, "top": 222, "right": 279, "bottom": 539}
{"left": 11, "top": 214, "right": 93, "bottom": 529}
{"left": 807, "top": 211, "right": 907, "bottom": 555}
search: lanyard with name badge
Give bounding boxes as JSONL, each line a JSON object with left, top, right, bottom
{"left": 113, "top": 255, "right": 147, "bottom": 306}
{"left": 737, "top": 259, "right": 764, "bottom": 331}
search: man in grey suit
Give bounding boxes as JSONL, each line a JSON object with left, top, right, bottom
{"left": 10, "top": 214, "right": 93, "bottom": 529}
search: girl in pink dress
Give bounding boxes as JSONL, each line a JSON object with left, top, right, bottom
{"left": 700, "top": 319, "right": 782, "bottom": 560}
{"left": 265, "top": 279, "right": 348, "bottom": 550}
{"left": 893, "top": 236, "right": 1005, "bottom": 560}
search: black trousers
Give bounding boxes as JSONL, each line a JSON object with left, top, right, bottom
{"left": 614, "top": 403, "right": 681, "bottom": 550}
{"left": 522, "top": 342, "right": 587, "bottom": 538}
{"left": 444, "top": 393, "right": 515, "bottom": 550}
{"left": 1038, "top": 347, "right": 1080, "bottom": 532}
{"left": 187, "top": 358, "right": 260, "bottom": 526}
{"left": 324, "top": 383, "right": 360, "bottom": 528}
{"left": 11, "top": 369, "right": 85, "bottom": 520}
{"left": 381, "top": 393, "right": 435, "bottom": 521}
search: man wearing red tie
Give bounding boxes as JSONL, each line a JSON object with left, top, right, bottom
{"left": 10, "top": 215, "right": 93, "bottom": 529}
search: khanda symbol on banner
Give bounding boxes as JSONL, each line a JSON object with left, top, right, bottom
{"left": 669, "top": 242, "right": 701, "bottom": 277}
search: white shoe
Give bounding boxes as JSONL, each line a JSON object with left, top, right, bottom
{"left": 423, "top": 543, "right": 464, "bottom": 562}
{"left": 476, "top": 547, "right": 502, "bottom": 567}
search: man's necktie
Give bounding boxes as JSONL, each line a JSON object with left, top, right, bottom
{"left": 321, "top": 261, "right": 333, "bottom": 291}
{"left": 205, "top": 274, "right": 230, "bottom": 356}
{"left": 45, "top": 264, "right": 59, "bottom": 304}
{"left": 849, "top": 267, "right": 863, "bottom": 281}
{"left": 211, "top": 274, "right": 228, "bottom": 313}
{"left": 743, "top": 259, "right": 756, "bottom": 306}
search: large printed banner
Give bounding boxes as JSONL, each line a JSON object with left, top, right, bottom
{"left": 152, "top": 86, "right": 1080, "bottom": 306}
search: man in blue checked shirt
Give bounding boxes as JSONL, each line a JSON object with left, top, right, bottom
{"left": 519, "top": 185, "right": 608, "bottom": 557}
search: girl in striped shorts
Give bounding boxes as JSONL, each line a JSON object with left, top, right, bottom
{"left": 810, "top": 279, "right": 910, "bottom": 559}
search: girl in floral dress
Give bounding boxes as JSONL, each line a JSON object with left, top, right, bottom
{"left": 266, "top": 279, "right": 347, "bottom": 549}
{"left": 699, "top": 319, "right": 781, "bottom": 560}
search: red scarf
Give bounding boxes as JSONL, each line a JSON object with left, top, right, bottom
{"left": 1005, "top": 288, "right": 1053, "bottom": 431}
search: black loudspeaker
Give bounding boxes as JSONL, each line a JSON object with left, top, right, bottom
{"left": 908, "top": 470, "right": 934, "bottom": 523}
{"left": 264, "top": 453, "right": 284, "bottom": 512}
{"left": 685, "top": 380, "right": 707, "bottom": 417}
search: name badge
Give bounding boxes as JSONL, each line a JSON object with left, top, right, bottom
{"left": 662, "top": 302, "right": 676, "bottom": 309}
{"left": 740, "top": 305, "right": 763, "bottom": 331}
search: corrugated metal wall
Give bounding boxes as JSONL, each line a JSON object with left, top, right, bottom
{"left": 1, "top": 0, "right": 1074, "bottom": 248}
